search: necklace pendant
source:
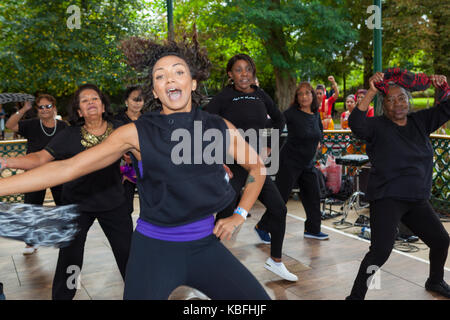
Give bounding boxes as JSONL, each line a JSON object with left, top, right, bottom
{"left": 81, "top": 122, "right": 113, "bottom": 149}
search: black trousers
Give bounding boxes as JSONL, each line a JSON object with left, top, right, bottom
{"left": 124, "top": 232, "right": 270, "bottom": 300}
{"left": 123, "top": 180, "right": 136, "bottom": 215}
{"left": 52, "top": 202, "right": 133, "bottom": 300}
{"left": 24, "top": 185, "right": 63, "bottom": 246}
{"left": 348, "top": 198, "right": 450, "bottom": 300}
{"left": 24, "top": 186, "right": 64, "bottom": 206}
{"left": 216, "top": 164, "right": 287, "bottom": 259}
{"left": 272, "top": 163, "right": 322, "bottom": 234}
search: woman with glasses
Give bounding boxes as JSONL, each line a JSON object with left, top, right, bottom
{"left": 1, "top": 84, "right": 133, "bottom": 300}
{"left": 4, "top": 94, "right": 67, "bottom": 255}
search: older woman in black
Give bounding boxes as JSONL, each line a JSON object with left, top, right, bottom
{"left": 4, "top": 94, "right": 67, "bottom": 255}
{"left": 205, "top": 54, "right": 297, "bottom": 282}
{"left": 347, "top": 72, "right": 450, "bottom": 299}
{"left": 1, "top": 84, "right": 133, "bottom": 300}
{"left": 267, "top": 82, "right": 328, "bottom": 240}
{"left": 0, "top": 40, "right": 270, "bottom": 300}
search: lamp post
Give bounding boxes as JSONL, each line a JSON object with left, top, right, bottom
{"left": 373, "top": 0, "right": 382, "bottom": 114}
{"left": 167, "top": 0, "right": 174, "bottom": 41}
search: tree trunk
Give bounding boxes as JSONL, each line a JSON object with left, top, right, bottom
{"left": 363, "top": 52, "right": 373, "bottom": 89}
{"left": 343, "top": 72, "right": 347, "bottom": 99}
{"left": 274, "top": 68, "right": 297, "bottom": 111}
{"left": 264, "top": 0, "right": 297, "bottom": 111}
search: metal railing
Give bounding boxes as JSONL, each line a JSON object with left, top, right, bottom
{"left": 320, "top": 130, "right": 449, "bottom": 214}
{"left": 1, "top": 134, "right": 449, "bottom": 214}
{"left": 0, "top": 139, "right": 27, "bottom": 202}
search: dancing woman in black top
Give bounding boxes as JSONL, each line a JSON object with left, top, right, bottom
{"left": 206, "top": 54, "right": 298, "bottom": 281}
{"left": 268, "top": 82, "right": 328, "bottom": 240}
{"left": 347, "top": 71, "right": 450, "bottom": 299}
{"left": 0, "top": 39, "right": 270, "bottom": 300}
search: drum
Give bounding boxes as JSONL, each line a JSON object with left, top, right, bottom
{"left": 335, "top": 154, "right": 369, "bottom": 167}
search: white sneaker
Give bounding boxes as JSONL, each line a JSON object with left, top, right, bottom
{"left": 264, "top": 258, "right": 298, "bottom": 282}
{"left": 22, "top": 245, "right": 38, "bottom": 255}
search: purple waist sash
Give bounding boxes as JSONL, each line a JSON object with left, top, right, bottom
{"left": 136, "top": 215, "right": 214, "bottom": 242}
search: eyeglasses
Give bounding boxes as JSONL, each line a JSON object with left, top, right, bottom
{"left": 37, "top": 104, "right": 53, "bottom": 110}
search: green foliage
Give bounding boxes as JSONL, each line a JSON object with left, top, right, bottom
{"left": 0, "top": 0, "right": 149, "bottom": 100}
{"left": 216, "top": 0, "right": 358, "bottom": 80}
{"left": 1, "top": 0, "right": 448, "bottom": 110}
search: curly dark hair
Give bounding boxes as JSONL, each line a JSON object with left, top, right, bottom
{"left": 68, "top": 83, "right": 114, "bottom": 126}
{"left": 120, "top": 35, "right": 211, "bottom": 111}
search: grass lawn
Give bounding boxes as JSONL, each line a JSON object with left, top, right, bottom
{"left": 335, "top": 97, "right": 435, "bottom": 114}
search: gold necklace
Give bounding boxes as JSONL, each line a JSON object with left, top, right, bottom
{"left": 80, "top": 122, "right": 114, "bottom": 149}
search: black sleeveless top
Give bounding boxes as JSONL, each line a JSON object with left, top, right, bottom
{"left": 133, "top": 107, "right": 235, "bottom": 226}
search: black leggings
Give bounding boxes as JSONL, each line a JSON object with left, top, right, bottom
{"left": 348, "top": 198, "right": 450, "bottom": 300}
{"left": 270, "top": 163, "right": 322, "bottom": 234}
{"left": 52, "top": 202, "right": 133, "bottom": 300}
{"left": 216, "top": 164, "right": 287, "bottom": 259}
{"left": 24, "top": 186, "right": 64, "bottom": 206}
{"left": 124, "top": 232, "right": 270, "bottom": 300}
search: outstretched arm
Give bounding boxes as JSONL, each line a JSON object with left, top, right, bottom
{"left": 0, "top": 123, "right": 140, "bottom": 196}
{"left": 348, "top": 72, "right": 383, "bottom": 141}
{"left": 416, "top": 75, "right": 449, "bottom": 134}
{"left": 329, "top": 76, "right": 339, "bottom": 101}
{"left": 1, "top": 149, "right": 54, "bottom": 171}
{"left": 213, "top": 119, "right": 266, "bottom": 241}
{"left": 323, "top": 76, "right": 339, "bottom": 118}
{"left": 356, "top": 72, "right": 383, "bottom": 112}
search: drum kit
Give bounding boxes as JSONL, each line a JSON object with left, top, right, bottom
{"left": 329, "top": 154, "right": 371, "bottom": 229}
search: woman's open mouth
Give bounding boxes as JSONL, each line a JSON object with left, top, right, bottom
{"left": 167, "top": 88, "right": 182, "bottom": 101}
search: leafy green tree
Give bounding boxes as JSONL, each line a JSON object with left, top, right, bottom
{"left": 383, "top": 0, "right": 449, "bottom": 100}
{"left": 215, "top": 0, "right": 358, "bottom": 110}
{"left": 147, "top": 0, "right": 357, "bottom": 110}
{"left": 0, "top": 0, "right": 149, "bottom": 104}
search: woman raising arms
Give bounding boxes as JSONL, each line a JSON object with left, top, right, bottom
{"left": 346, "top": 70, "right": 450, "bottom": 299}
